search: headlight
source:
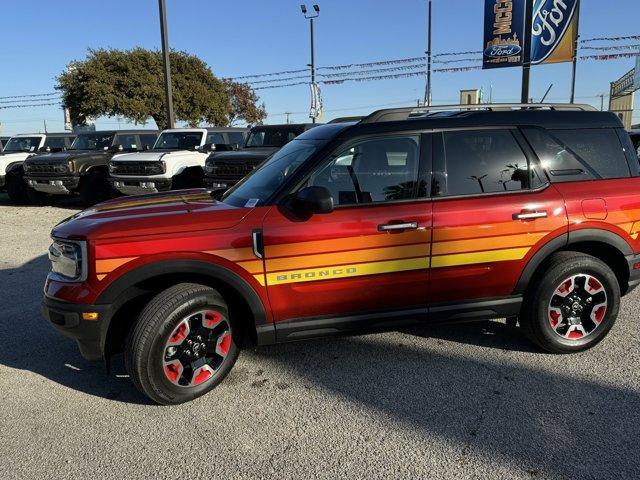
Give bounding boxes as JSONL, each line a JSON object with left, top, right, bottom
{"left": 204, "top": 163, "right": 214, "bottom": 173}
{"left": 48, "top": 239, "right": 87, "bottom": 282}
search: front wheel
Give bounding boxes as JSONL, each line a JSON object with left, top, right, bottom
{"left": 125, "top": 283, "right": 239, "bottom": 405}
{"left": 6, "top": 170, "right": 29, "bottom": 204}
{"left": 520, "top": 252, "right": 620, "bottom": 353}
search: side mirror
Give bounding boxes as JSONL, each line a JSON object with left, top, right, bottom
{"left": 232, "top": 143, "right": 241, "bottom": 151}
{"left": 38, "top": 146, "right": 51, "bottom": 153}
{"left": 143, "top": 144, "right": 151, "bottom": 151}
{"left": 108, "top": 144, "right": 123, "bottom": 153}
{"left": 199, "top": 143, "right": 215, "bottom": 153}
{"left": 289, "top": 186, "right": 334, "bottom": 216}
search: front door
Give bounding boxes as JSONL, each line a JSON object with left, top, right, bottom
{"left": 261, "top": 133, "right": 432, "bottom": 324}
{"left": 429, "top": 128, "right": 567, "bottom": 304}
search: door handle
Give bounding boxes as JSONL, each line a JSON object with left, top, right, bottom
{"left": 378, "top": 221, "right": 418, "bottom": 232}
{"left": 512, "top": 210, "right": 547, "bottom": 220}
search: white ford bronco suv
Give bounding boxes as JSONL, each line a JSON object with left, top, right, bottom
{"left": 108, "top": 128, "right": 224, "bottom": 195}
{"left": 0, "top": 132, "right": 76, "bottom": 203}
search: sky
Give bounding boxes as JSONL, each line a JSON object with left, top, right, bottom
{"left": 0, "top": 0, "right": 639, "bottom": 135}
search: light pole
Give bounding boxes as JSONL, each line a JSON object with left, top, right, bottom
{"left": 158, "top": 0, "right": 175, "bottom": 128}
{"left": 301, "top": 4, "right": 320, "bottom": 123}
{"left": 423, "top": 0, "right": 432, "bottom": 106}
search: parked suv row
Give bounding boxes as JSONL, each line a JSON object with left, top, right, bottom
{"left": 0, "top": 132, "right": 76, "bottom": 202}
{"left": 42, "top": 104, "right": 640, "bottom": 404}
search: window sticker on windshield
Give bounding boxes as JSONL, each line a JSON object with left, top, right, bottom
{"left": 245, "top": 198, "right": 259, "bottom": 208}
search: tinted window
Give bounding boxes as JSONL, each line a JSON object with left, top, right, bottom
{"left": 228, "top": 132, "right": 246, "bottom": 146}
{"left": 245, "top": 127, "right": 303, "bottom": 148}
{"left": 153, "top": 131, "right": 203, "bottom": 150}
{"left": 631, "top": 134, "right": 640, "bottom": 158}
{"left": 441, "top": 129, "right": 530, "bottom": 196}
{"left": 139, "top": 134, "right": 157, "bottom": 149}
{"left": 550, "top": 129, "right": 630, "bottom": 179}
{"left": 115, "top": 134, "right": 138, "bottom": 150}
{"left": 309, "top": 136, "right": 421, "bottom": 205}
{"left": 70, "top": 133, "right": 115, "bottom": 150}
{"left": 207, "top": 132, "right": 226, "bottom": 144}
{"left": 44, "top": 137, "right": 67, "bottom": 149}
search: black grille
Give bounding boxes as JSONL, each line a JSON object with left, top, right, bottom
{"left": 213, "top": 163, "right": 256, "bottom": 178}
{"left": 111, "top": 161, "right": 160, "bottom": 176}
{"left": 25, "top": 162, "right": 60, "bottom": 176}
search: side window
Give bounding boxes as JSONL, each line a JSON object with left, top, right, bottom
{"left": 308, "top": 135, "right": 422, "bottom": 206}
{"left": 440, "top": 129, "right": 531, "bottom": 196}
{"left": 550, "top": 128, "right": 630, "bottom": 179}
{"left": 207, "top": 132, "right": 226, "bottom": 144}
{"left": 115, "top": 134, "right": 138, "bottom": 150}
{"left": 228, "top": 132, "right": 245, "bottom": 146}
{"left": 44, "top": 137, "right": 66, "bottom": 149}
{"left": 139, "top": 134, "right": 157, "bottom": 149}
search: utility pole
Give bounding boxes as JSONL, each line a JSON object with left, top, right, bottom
{"left": 158, "top": 0, "right": 175, "bottom": 129}
{"left": 284, "top": 112, "right": 292, "bottom": 124}
{"left": 569, "top": 1, "right": 581, "bottom": 103}
{"left": 423, "top": 0, "right": 432, "bottom": 106}
{"left": 521, "top": 0, "right": 534, "bottom": 104}
{"left": 301, "top": 5, "right": 320, "bottom": 123}
{"left": 598, "top": 93, "right": 605, "bottom": 111}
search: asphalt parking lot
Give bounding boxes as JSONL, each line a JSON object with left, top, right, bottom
{"left": 0, "top": 193, "right": 639, "bottom": 480}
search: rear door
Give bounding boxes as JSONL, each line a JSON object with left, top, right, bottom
{"left": 429, "top": 127, "right": 567, "bottom": 305}
{"left": 261, "top": 132, "right": 433, "bottom": 324}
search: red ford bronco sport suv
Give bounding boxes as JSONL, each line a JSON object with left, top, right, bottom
{"left": 43, "top": 104, "right": 640, "bottom": 404}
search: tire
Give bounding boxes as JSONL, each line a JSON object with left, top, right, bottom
{"left": 79, "top": 169, "right": 112, "bottom": 206}
{"left": 5, "top": 170, "right": 30, "bottom": 204}
{"left": 519, "top": 251, "right": 620, "bottom": 353}
{"left": 125, "top": 283, "right": 240, "bottom": 405}
{"left": 173, "top": 168, "right": 203, "bottom": 190}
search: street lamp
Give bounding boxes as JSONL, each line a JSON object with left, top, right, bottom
{"left": 158, "top": 0, "right": 175, "bottom": 128}
{"left": 301, "top": 4, "right": 320, "bottom": 123}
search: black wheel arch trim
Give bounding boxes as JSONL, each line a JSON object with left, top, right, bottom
{"left": 96, "top": 259, "right": 273, "bottom": 342}
{"left": 514, "top": 228, "right": 634, "bottom": 294}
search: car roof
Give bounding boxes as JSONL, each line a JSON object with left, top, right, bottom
{"left": 74, "top": 130, "right": 158, "bottom": 135}
{"left": 251, "top": 123, "right": 317, "bottom": 130}
{"left": 205, "top": 127, "right": 249, "bottom": 132}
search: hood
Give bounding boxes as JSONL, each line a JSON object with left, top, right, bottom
{"left": 111, "top": 151, "right": 168, "bottom": 162}
{"left": 210, "top": 147, "right": 279, "bottom": 163}
{"left": 52, "top": 189, "right": 251, "bottom": 240}
{"left": 24, "top": 150, "right": 108, "bottom": 165}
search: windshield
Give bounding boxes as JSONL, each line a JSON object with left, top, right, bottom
{"left": 222, "top": 140, "right": 317, "bottom": 208}
{"left": 70, "top": 133, "right": 115, "bottom": 150}
{"left": 245, "top": 127, "right": 303, "bottom": 148}
{"left": 4, "top": 136, "right": 42, "bottom": 153}
{"left": 153, "top": 131, "right": 203, "bottom": 150}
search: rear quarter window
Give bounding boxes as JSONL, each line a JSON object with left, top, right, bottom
{"left": 524, "top": 128, "right": 630, "bottom": 182}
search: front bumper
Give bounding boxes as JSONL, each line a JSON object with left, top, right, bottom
{"left": 27, "top": 176, "right": 80, "bottom": 195}
{"left": 110, "top": 177, "right": 172, "bottom": 195}
{"left": 0, "top": 175, "right": 5, "bottom": 189}
{"left": 42, "top": 296, "right": 112, "bottom": 360}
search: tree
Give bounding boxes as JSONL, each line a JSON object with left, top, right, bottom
{"left": 224, "top": 80, "right": 267, "bottom": 126}
{"left": 58, "top": 48, "right": 266, "bottom": 130}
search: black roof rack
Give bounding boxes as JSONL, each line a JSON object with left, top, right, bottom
{"left": 360, "top": 103, "right": 597, "bottom": 124}
{"left": 328, "top": 116, "right": 365, "bottom": 124}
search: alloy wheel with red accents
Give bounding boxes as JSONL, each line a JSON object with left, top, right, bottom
{"left": 163, "top": 310, "right": 233, "bottom": 387}
{"left": 519, "top": 252, "right": 620, "bottom": 354}
{"left": 125, "top": 283, "right": 240, "bottom": 405}
{"left": 547, "top": 273, "right": 608, "bottom": 341}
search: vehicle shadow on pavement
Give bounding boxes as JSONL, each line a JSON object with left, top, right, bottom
{"left": 0, "top": 192, "right": 85, "bottom": 210}
{"left": 0, "top": 254, "right": 151, "bottom": 405}
{"left": 251, "top": 330, "right": 640, "bottom": 479}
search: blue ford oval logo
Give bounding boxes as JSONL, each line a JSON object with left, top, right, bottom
{"left": 531, "top": 0, "right": 578, "bottom": 64}
{"left": 484, "top": 44, "right": 522, "bottom": 59}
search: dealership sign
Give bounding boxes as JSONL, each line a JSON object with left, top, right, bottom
{"left": 530, "top": 0, "right": 579, "bottom": 64}
{"left": 483, "top": 0, "right": 525, "bottom": 69}
{"left": 483, "top": 0, "right": 580, "bottom": 69}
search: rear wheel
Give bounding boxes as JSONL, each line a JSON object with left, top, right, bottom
{"left": 125, "top": 283, "right": 239, "bottom": 405}
{"left": 6, "top": 170, "right": 29, "bottom": 204}
{"left": 79, "top": 169, "right": 112, "bottom": 206}
{"left": 520, "top": 252, "right": 620, "bottom": 353}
